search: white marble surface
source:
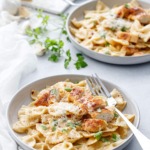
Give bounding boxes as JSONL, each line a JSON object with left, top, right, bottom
{"left": 19, "top": 1, "right": 150, "bottom": 150}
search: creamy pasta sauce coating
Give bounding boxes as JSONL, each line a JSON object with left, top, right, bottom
{"left": 70, "top": 0, "right": 150, "bottom": 56}
{"left": 13, "top": 80, "right": 135, "bottom": 150}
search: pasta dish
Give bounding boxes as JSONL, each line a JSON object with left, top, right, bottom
{"left": 13, "top": 80, "right": 135, "bottom": 150}
{"left": 70, "top": 0, "right": 150, "bottom": 56}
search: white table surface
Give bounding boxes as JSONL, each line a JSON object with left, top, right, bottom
{"left": 19, "top": 0, "right": 150, "bottom": 150}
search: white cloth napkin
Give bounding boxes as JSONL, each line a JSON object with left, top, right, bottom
{"left": 0, "top": 16, "right": 37, "bottom": 150}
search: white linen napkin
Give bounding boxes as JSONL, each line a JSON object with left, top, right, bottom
{"left": 0, "top": 21, "right": 37, "bottom": 150}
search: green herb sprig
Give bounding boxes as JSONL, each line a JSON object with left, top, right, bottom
{"left": 74, "top": 54, "right": 88, "bottom": 70}
{"left": 25, "top": 10, "right": 88, "bottom": 70}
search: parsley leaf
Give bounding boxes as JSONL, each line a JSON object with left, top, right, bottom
{"left": 101, "top": 137, "right": 109, "bottom": 142}
{"left": 52, "top": 126, "right": 56, "bottom": 131}
{"left": 125, "top": 4, "right": 130, "bottom": 9}
{"left": 25, "top": 10, "right": 87, "bottom": 70}
{"left": 114, "top": 112, "right": 119, "bottom": 118}
{"left": 121, "top": 26, "right": 128, "bottom": 32}
{"left": 62, "top": 128, "right": 68, "bottom": 133}
{"left": 112, "top": 134, "right": 120, "bottom": 142}
{"left": 105, "top": 42, "right": 110, "bottom": 47}
{"left": 94, "top": 131, "right": 103, "bottom": 140}
{"left": 64, "top": 50, "right": 72, "bottom": 69}
{"left": 50, "top": 89, "right": 58, "bottom": 95}
{"left": 41, "top": 125, "right": 47, "bottom": 130}
{"left": 74, "top": 54, "right": 88, "bottom": 70}
{"left": 66, "top": 121, "right": 81, "bottom": 129}
{"left": 65, "top": 87, "right": 72, "bottom": 92}
{"left": 48, "top": 54, "right": 59, "bottom": 62}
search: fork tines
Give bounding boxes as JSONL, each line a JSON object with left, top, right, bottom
{"left": 86, "top": 74, "right": 111, "bottom": 98}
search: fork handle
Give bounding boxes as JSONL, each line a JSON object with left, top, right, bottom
{"left": 115, "top": 108, "right": 150, "bottom": 150}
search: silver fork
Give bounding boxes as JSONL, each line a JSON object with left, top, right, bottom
{"left": 86, "top": 74, "right": 150, "bottom": 150}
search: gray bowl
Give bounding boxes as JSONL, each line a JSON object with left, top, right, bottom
{"left": 7, "top": 74, "right": 140, "bottom": 150}
{"left": 66, "top": 0, "right": 150, "bottom": 65}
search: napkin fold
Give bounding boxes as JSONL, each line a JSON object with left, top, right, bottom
{"left": 0, "top": 20, "right": 37, "bottom": 150}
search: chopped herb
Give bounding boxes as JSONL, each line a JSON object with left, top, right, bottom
{"left": 45, "top": 38, "right": 64, "bottom": 62}
{"left": 112, "top": 134, "right": 120, "bottom": 142}
{"left": 105, "top": 51, "right": 110, "bottom": 55}
{"left": 121, "top": 26, "right": 128, "bottom": 32}
{"left": 48, "top": 54, "right": 59, "bottom": 62}
{"left": 66, "top": 37, "right": 71, "bottom": 42}
{"left": 41, "top": 125, "right": 47, "bottom": 130}
{"left": 74, "top": 81, "right": 79, "bottom": 84}
{"left": 125, "top": 4, "right": 130, "bottom": 9}
{"left": 74, "top": 54, "right": 88, "bottom": 70}
{"left": 62, "top": 128, "right": 68, "bottom": 132}
{"left": 52, "top": 120, "right": 58, "bottom": 131}
{"left": 52, "top": 120, "right": 58, "bottom": 126}
{"left": 64, "top": 50, "right": 72, "bottom": 69}
{"left": 66, "top": 122, "right": 75, "bottom": 128}
{"left": 66, "top": 121, "right": 81, "bottom": 128}
{"left": 52, "top": 126, "right": 56, "bottom": 131}
{"left": 114, "top": 112, "right": 119, "bottom": 118}
{"left": 62, "top": 117, "right": 67, "bottom": 122}
{"left": 94, "top": 131, "right": 103, "bottom": 140}
{"left": 65, "top": 87, "right": 72, "bottom": 92}
{"left": 100, "top": 32, "right": 106, "bottom": 38}
{"left": 110, "top": 27, "right": 117, "bottom": 31}
{"left": 25, "top": 27, "right": 33, "bottom": 37}
{"left": 50, "top": 89, "right": 58, "bottom": 95}
{"left": 101, "top": 137, "right": 109, "bottom": 142}
{"left": 29, "top": 39, "right": 36, "bottom": 45}
{"left": 105, "top": 42, "right": 110, "bottom": 47}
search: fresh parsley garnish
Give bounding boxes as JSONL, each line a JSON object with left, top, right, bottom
{"left": 110, "top": 27, "right": 117, "bottom": 31}
{"left": 52, "top": 120, "right": 58, "bottom": 126}
{"left": 112, "top": 134, "right": 120, "bottom": 142}
{"left": 45, "top": 38, "right": 64, "bottom": 62}
{"left": 101, "top": 137, "right": 109, "bottom": 142}
{"left": 100, "top": 32, "right": 106, "bottom": 38}
{"left": 50, "top": 89, "right": 58, "bottom": 95}
{"left": 64, "top": 50, "right": 72, "bottom": 69}
{"left": 25, "top": 10, "right": 88, "bottom": 70}
{"left": 60, "top": 14, "right": 71, "bottom": 43}
{"left": 52, "top": 126, "right": 56, "bottom": 131}
{"left": 125, "top": 4, "right": 130, "bottom": 9}
{"left": 41, "top": 125, "right": 47, "bottom": 130}
{"left": 94, "top": 131, "right": 103, "bottom": 140}
{"left": 105, "top": 42, "right": 110, "bottom": 47}
{"left": 74, "top": 54, "right": 88, "bottom": 70}
{"left": 114, "top": 112, "right": 119, "bottom": 118}
{"left": 66, "top": 121, "right": 81, "bottom": 129}
{"left": 121, "top": 26, "right": 128, "bottom": 32}
{"left": 62, "top": 128, "right": 68, "bottom": 133}
{"left": 64, "top": 87, "right": 72, "bottom": 92}
{"left": 52, "top": 120, "right": 58, "bottom": 131}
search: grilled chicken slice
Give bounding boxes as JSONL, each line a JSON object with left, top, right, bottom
{"left": 137, "top": 13, "right": 150, "bottom": 25}
{"left": 117, "top": 5, "right": 145, "bottom": 20}
{"left": 82, "top": 119, "right": 107, "bottom": 132}
{"left": 77, "top": 96, "right": 107, "bottom": 112}
{"left": 34, "top": 89, "right": 59, "bottom": 106}
{"left": 90, "top": 107, "right": 115, "bottom": 122}
{"left": 68, "top": 87, "right": 84, "bottom": 102}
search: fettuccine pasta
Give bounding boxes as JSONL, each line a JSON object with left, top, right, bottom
{"left": 13, "top": 80, "right": 135, "bottom": 150}
{"left": 70, "top": 0, "right": 150, "bottom": 56}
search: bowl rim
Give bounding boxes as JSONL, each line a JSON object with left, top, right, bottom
{"left": 66, "top": 0, "right": 150, "bottom": 59}
{"left": 7, "top": 74, "right": 140, "bottom": 150}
